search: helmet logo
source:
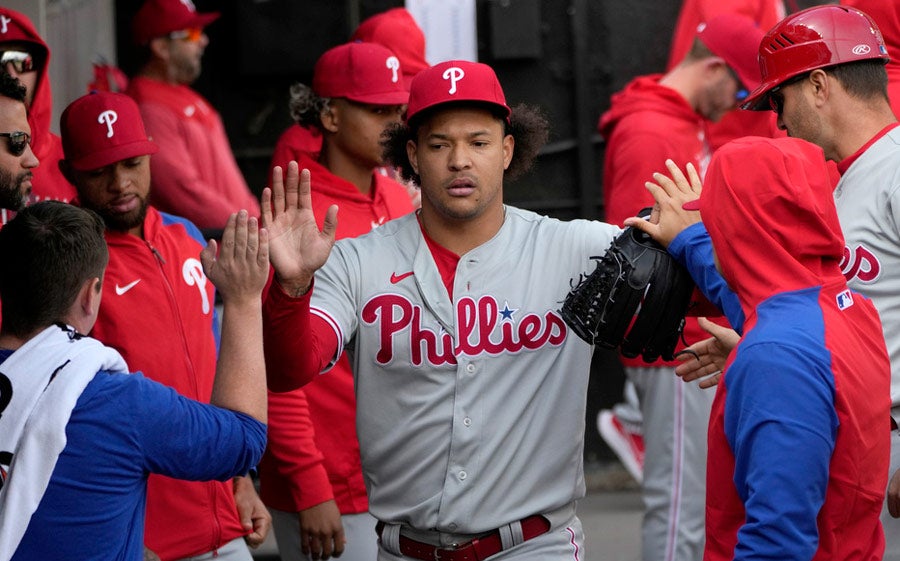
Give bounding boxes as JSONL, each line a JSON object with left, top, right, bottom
{"left": 386, "top": 56, "right": 400, "bottom": 83}
{"left": 852, "top": 44, "right": 871, "bottom": 55}
{"left": 442, "top": 67, "right": 465, "bottom": 95}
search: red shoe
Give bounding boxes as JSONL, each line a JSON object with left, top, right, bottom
{"left": 597, "top": 409, "right": 645, "bottom": 483}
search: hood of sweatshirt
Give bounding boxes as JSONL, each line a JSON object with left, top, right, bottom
{"left": 0, "top": 8, "right": 53, "bottom": 160}
{"left": 598, "top": 74, "right": 701, "bottom": 139}
{"left": 698, "top": 136, "right": 846, "bottom": 320}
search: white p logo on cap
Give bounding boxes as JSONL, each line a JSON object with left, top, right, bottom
{"left": 386, "top": 56, "right": 400, "bottom": 84}
{"left": 442, "top": 67, "right": 465, "bottom": 95}
{"left": 0, "top": 15, "right": 11, "bottom": 34}
{"left": 98, "top": 110, "right": 118, "bottom": 138}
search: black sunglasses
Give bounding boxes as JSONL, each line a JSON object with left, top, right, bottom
{"left": 768, "top": 73, "right": 811, "bottom": 114}
{"left": 0, "top": 131, "right": 31, "bottom": 156}
{"left": 0, "top": 50, "right": 35, "bottom": 74}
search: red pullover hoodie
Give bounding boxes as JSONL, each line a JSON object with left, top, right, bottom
{"left": 0, "top": 8, "right": 76, "bottom": 207}
{"left": 696, "top": 137, "right": 890, "bottom": 561}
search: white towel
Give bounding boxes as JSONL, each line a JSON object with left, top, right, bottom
{"left": 0, "top": 325, "right": 128, "bottom": 561}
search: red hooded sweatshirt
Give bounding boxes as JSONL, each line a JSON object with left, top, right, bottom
{"left": 697, "top": 137, "right": 890, "bottom": 561}
{"left": 0, "top": 8, "right": 76, "bottom": 207}
{"left": 258, "top": 152, "right": 414, "bottom": 514}
{"left": 599, "top": 74, "right": 723, "bottom": 367}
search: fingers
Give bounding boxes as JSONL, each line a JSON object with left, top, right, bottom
{"left": 260, "top": 187, "right": 273, "bottom": 229}
{"left": 220, "top": 212, "right": 238, "bottom": 261}
{"left": 286, "top": 163, "right": 302, "bottom": 210}
{"left": 270, "top": 165, "right": 285, "bottom": 216}
{"left": 685, "top": 162, "right": 703, "bottom": 196}
{"left": 233, "top": 210, "right": 249, "bottom": 261}
{"left": 200, "top": 239, "right": 218, "bottom": 275}
{"left": 698, "top": 372, "right": 722, "bottom": 389}
{"left": 257, "top": 228, "right": 270, "bottom": 269}
{"left": 663, "top": 159, "right": 692, "bottom": 194}
{"left": 623, "top": 215, "right": 664, "bottom": 245}
{"left": 321, "top": 204, "right": 339, "bottom": 243}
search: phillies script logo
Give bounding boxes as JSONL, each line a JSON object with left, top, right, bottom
{"left": 840, "top": 244, "right": 881, "bottom": 283}
{"left": 182, "top": 258, "right": 211, "bottom": 314}
{"left": 98, "top": 110, "right": 118, "bottom": 138}
{"left": 361, "top": 294, "right": 567, "bottom": 366}
{"left": 443, "top": 67, "right": 465, "bottom": 94}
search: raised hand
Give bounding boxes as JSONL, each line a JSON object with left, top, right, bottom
{"left": 625, "top": 159, "right": 703, "bottom": 247}
{"left": 261, "top": 162, "right": 338, "bottom": 296}
{"left": 200, "top": 210, "right": 270, "bottom": 304}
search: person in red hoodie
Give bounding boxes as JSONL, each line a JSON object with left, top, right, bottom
{"left": 631, "top": 136, "right": 891, "bottom": 561}
{"left": 125, "top": 0, "right": 260, "bottom": 231}
{"left": 269, "top": 7, "right": 429, "bottom": 187}
{"left": 597, "top": 14, "right": 762, "bottom": 561}
{"left": 57, "top": 91, "right": 270, "bottom": 561}
{"left": 257, "top": 41, "right": 413, "bottom": 561}
{"left": 0, "top": 7, "right": 75, "bottom": 215}
{"left": 665, "top": 0, "right": 785, "bottom": 151}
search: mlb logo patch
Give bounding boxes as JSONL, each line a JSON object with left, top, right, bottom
{"left": 836, "top": 289, "right": 854, "bottom": 310}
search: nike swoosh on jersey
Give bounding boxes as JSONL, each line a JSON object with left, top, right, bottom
{"left": 115, "top": 279, "right": 141, "bottom": 295}
{"left": 390, "top": 271, "right": 414, "bottom": 284}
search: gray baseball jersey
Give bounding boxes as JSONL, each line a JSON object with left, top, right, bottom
{"left": 308, "top": 206, "right": 620, "bottom": 533}
{"left": 833, "top": 126, "right": 900, "bottom": 412}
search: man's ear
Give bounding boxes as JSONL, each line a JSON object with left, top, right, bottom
{"left": 319, "top": 103, "right": 339, "bottom": 134}
{"left": 148, "top": 37, "right": 170, "bottom": 62}
{"left": 808, "top": 68, "right": 831, "bottom": 107}
{"left": 502, "top": 134, "right": 514, "bottom": 171}
{"left": 406, "top": 139, "right": 420, "bottom": 176}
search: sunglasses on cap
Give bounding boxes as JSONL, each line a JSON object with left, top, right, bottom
{"left": 0, "top": 131, "right": 31, "bottom": 156}
{"left": 0, "top": 50, "right": 34, "bottom": 74}
{"left": 768, "top": 72, "right": 811, "bottom": 115}
{"left": 168, "top": 28, "right": 204, "bottom": 42}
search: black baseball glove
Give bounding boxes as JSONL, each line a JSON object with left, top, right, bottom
{"left": 560, "top": 220, "right": 695, "bottom": 362}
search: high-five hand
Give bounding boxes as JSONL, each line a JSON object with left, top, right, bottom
{"left": 625, "top": 159, "right": 703, "bottom": 247}
{"left": 261, "top": 162, "right": 338, "bottom": 296}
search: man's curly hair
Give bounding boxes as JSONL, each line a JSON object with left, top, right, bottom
{"left": 288, "top": 83, "right": 331, "bottom": 130}
{"left": 382, "top": 103, "right": 549, "bottom": 187}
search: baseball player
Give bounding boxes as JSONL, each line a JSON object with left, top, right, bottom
{"left": 258, "top": 59, "right": 621, "bottom": 560}
{"left": 258, "top": 41, "right": 414, "bottom": 561}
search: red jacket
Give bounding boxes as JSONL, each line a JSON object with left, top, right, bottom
{"left": 258, "top": 152, "right": 414, "bottom": 513}
{"left": 88, "top": 207, "right": 247, "bottom": 560}
{"left": 599, "top": 75, "right": 724, "bottom": 367}
{"left": 270, "top": 124, "right": 323, "bottom": 173}
{"left": 0, "top": 7, "right": 76, "bottom": 206}
{"left": 125, "top": 77, "right": 260, "bottom": 230}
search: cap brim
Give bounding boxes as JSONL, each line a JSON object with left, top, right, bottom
{"left": 741, "top": 83, "right": 773, "bottom": 111}
{"left": 70, "top": 141, "right": 159, "bottom": 171}
{"left": 682, "top": 198, "right": 702, "bottom": 211}
{"left": 345, "top": 90, "right": 410, "bottom": 105}
{"left": 191, "top": 12, "right": 220, "bottom": 29}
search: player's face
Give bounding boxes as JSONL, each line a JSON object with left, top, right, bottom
{"left": 701, "top": 64, "right": 744, "bottom": 123}
{"left": 0, "top": 42, "right": 39, "bottom": 107}
{"left": 408, "top": 107, "right": 513, "bottom": 223}
{"left": 771, "top": 77, "right": 833, "bottom": 159}
{"left": 166, "top": 31, "right": 208, "bottom": 85}
{"left": 0, "top": 97, "right": 37, "bottom": 211}
{"left": 70, "top": 155, "right": 151, "bottom": 236}
{"left": 326, "top": 99, "right": 404, "bottom": 169}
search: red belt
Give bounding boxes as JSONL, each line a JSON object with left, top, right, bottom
{"left": 376, "top": 515, "right": 551, "bottom": 561}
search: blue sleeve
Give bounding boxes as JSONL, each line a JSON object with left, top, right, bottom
{"left": 122, "top": 373, "right": 266, "bottom": 481}
{"left": 669, "top": 222, "right": 744, "bottom": 333}
{"left": 160, "top": 211, "right": 222, "bottom": 350}
{"left": 724, "top": 343, "right": 837, "bottom": 561}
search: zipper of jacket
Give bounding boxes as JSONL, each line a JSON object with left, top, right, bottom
{"left": 150, "top": 242, "right": 225, "bottom": 554}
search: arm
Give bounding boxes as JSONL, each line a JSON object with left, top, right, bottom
{"left": 200, "top": 210, "right": 270, "bottom": 422}
{"left": 726, "top": 346, "right": 836, "bottom": 560}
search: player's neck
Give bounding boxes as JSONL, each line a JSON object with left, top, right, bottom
{"left": 419, "top": 204, "right": 505, "bottom": 255}
{"left": 319, "top": 147, "right": 374, "bottom": 197}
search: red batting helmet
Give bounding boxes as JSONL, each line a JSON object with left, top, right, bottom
{"left": 742, "top": 5, "right": 890, "bottom": 110}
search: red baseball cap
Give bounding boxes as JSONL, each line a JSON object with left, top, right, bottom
{"left": 132, "top": 0, "right": 220, "bottom": 45}
{"left": 405, "top": 60, "right": 511, "bottom": 124}
{"left": 697, "top": 14, "right": 765, "bottom": 92}
{"left": 351, "top": 8, "right": 429, "bottom": 87}
{"left": 313, "top": 42, "right": 410, "bottom": 105}
{"left": 60, "top": 91, "right": 159, "bottom": 171}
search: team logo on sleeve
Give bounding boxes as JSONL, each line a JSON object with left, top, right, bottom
{"left": 840, "top": 244, "right": 881, "bottom": 283}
